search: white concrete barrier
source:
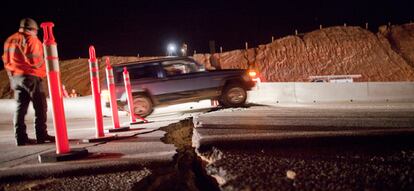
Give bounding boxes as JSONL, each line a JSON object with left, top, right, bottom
{"left": 248, "top": 83, "right": 296, "bottom": 103}
{"left": 0, "top": 96, "right": 213, "bottom": 123}
{"left": 248, "top": 82, "right": 414, "bottom": 104}
{"left": 0, "top": 96, "right": 97, "bottom": 123}
{"left": 294, "top": 82, "right": 368, "bottom": 103}
{"left": 368, "top": 82, "right": 414, "bottom": 102}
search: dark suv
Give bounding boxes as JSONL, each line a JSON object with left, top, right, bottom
{"left": 107, "top": 57, "right": 256, "bottom": 116}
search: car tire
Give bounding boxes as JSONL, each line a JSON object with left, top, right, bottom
{"left": 133, "top": 95, "right": 153, "bottom": 117}
{"left": 220, "top": 83, "right": 247, "bottom": 107}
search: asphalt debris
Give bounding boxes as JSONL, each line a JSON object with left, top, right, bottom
{"left": 0, "top": 170, "right": 151, "bottom": 191}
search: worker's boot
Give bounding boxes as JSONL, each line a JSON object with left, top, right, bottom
{"left": 16, "top": 136, "right": 37, "bottom": 146}
{"left": 36, "top": 133, "right": 55, "bottom": 144}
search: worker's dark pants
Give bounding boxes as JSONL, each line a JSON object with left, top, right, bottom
{"left": 10, "top": 75, "right": 48, "bottom": 141}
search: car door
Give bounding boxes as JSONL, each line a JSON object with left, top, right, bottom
{"left": 113, "top": 62, "right": 164, "bottom": 101}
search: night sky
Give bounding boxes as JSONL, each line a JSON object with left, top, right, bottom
{"left": 1, "top": 0, "right": 413, "bottom": 63}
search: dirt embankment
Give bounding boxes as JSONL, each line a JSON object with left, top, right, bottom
{"left": 0, "top": 23, "right": 413, "bottom": 98}
{"left": 194, "top": 23, "right": 414, "bottom": 82}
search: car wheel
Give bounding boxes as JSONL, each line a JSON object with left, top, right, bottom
{"left": 133, "top": 95, "right": 153, "bottom": 117}
{"left": 220, "top": 83, "right": 247, "bottom": 107}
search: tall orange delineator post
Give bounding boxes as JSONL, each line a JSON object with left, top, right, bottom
{"left": 123, "top": 67, "right": 137, "bottom": 123}
{"left": 123, "top": 67, "right": 148, "bottom": 125}
{"left": 82, "top": 46, "right": 116, "bottom": 143}
{"left": 38, "top": 22, "right": 88, "bottom": 163}
{"left": 89, "top": 46, "right": 104, "bottom": 137}
{"left": 106, "top": 57, "right": 130, "bottom": 132}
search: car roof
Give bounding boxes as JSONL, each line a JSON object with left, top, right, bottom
{"left": 113, "top": 56, "right": 195, "bottom": 68}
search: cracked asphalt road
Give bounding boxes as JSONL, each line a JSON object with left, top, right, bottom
{"left": 200, "top": 135, "right": 414, "bottom": 191}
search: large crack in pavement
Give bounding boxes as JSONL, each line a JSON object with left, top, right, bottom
{"left": 133, "top": 118, "right": 220, "bottom": 191}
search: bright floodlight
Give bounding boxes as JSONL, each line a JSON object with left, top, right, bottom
{"left": 168, "top": 44, "right": 176, "bottom": 51}
{"left": 167, "top": 44, "right": 177, "bottom": 56}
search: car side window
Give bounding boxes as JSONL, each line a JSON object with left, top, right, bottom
{"left": 162, "top": 60, "right": 199, "bottom": 77}
{"left": 114, "top": 67, "right": 124, "bottom": 84}
{"left": 128, "top": 64, "right": 160, "bottom": 80}
{"left": 114, "top": 63, "right": 161, "bottom": 83}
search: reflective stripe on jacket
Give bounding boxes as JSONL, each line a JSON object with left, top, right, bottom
{"left": 2, "top": 32, "right": 46, "bottom": 78}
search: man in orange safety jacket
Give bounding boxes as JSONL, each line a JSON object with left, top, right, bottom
{"left": 2, "top": 18, "right": 55, "bottom": 146}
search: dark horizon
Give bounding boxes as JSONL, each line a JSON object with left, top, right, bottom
{"left": 1, "top": 0, "right": 413, "bottom": 63}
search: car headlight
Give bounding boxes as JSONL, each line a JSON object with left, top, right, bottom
{"left": 101, "top": 90, "right": 110, "bottom": 103}
{"left": 243, "top": 70, "right": 259, "bottom": 81}
{"left": 248, "top": 70, "right": 257, "bottom": 78}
